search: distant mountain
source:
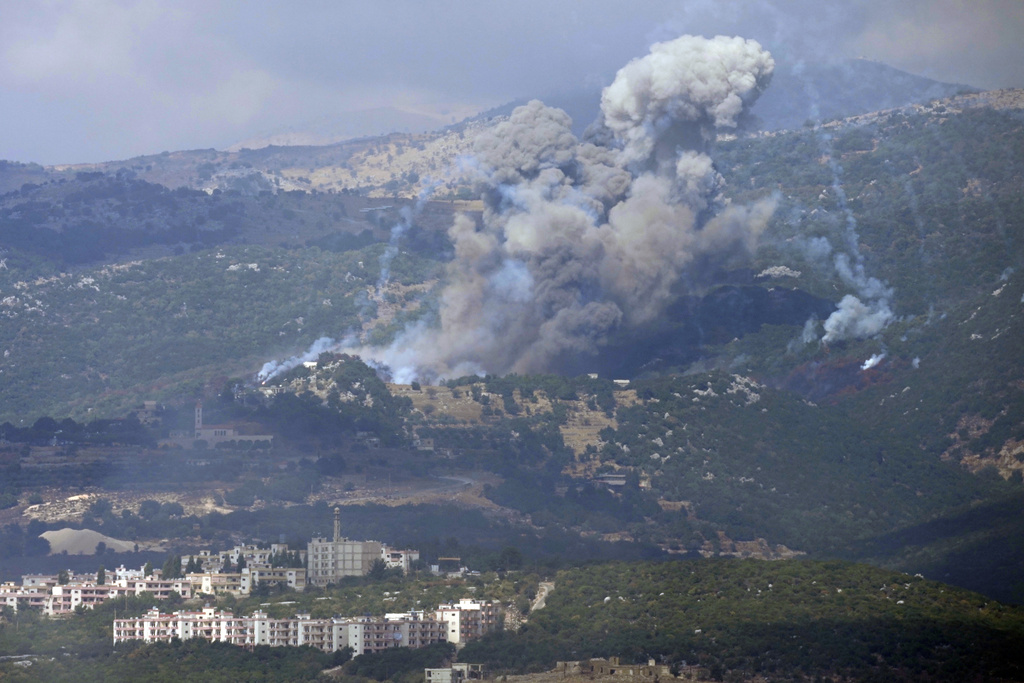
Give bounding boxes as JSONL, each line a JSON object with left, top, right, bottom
{"left": 227, "top": 106, "right": 468, "bottom": 151}
{"left": 752, "top": 58, "right": 974, "bottom": 130}
{"left": 471, "top": 58, "right": 973, "bottom": 135}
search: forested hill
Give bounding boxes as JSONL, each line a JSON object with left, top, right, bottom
{"left": 0, "top": 91, "right": 1022, "bottom": 606}
{"left": 0, "top": 95, "right": 1020, "bottom": 423}
{"left": 0, "top": 169, "right": 463, "bottom": 274}
{"left": 460, "top": 559, "right": 1024, "bottom": 681}
{"left": 3, "top": 559, "right": 1023, "bottom": 682}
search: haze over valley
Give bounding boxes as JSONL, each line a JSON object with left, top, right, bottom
{"left": 2, "top": 2, "right": 1024, "bottom": 681}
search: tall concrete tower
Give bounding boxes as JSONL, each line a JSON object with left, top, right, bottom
{"left": 194, "top": 400, "right": 203, "bottom": 435}
{"left": 333, "top": 507, "right": 341, "bottom": 543}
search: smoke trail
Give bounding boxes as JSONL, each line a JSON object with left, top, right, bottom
{"left": 789, "top": 68, "right": 896, "bottom": 345}
{"left": 377, "top": 180, "right": 441, "bottom": 288}
{"left": 349, "top": 35, "right": 776, "bottom": 382}
{"left": 257, "top": 336, "right": 337, "bottom": 383}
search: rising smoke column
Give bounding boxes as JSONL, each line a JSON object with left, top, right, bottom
{"left": 354, "top": 35, "right": 776, "bottom": 383}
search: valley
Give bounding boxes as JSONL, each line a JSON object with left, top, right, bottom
{"left": 1, "top": 40, "right": 1023, "bottom": 681}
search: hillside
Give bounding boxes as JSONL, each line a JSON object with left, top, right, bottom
{"left": 4, "top": 559, "right": 1023, "bottom": 682}
{"left": 1, "top": 83, "right": 1023, "bottom": 606}
{"left": 3, "top": 92, "right": 1020, "bottom": 422}
{"left": 461, "top": 560, "right": 1024, "bottom": 681}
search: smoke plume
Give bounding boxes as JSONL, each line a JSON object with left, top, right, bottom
{"left": 258, "top": 336, "right": 336, "bottom": 383}
{"left": 197, "top": 35, "right": 779, "bottom": 387}
{"left": 347, "top": 35, "right": 775, "bottom": 382}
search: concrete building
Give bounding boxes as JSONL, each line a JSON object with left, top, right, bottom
{"left": 165, "top": 400, "right": 273, "bottom": 447}
{"left": 180, "top": 543, "right": 306, "bottom": 595}
{"left": 187, "top": 572, "right": 243, "bottom": 596}
{"left": 381, "top": 546, "right": 420, "bottom": 573}
{"left": 114, "top": 606, "right": 449, "bottom": 655}
{"left": 426, "top": 663, "right": 485, "bottom": 683}
{"left": 307, "top": 507, "right": 383, "bottom": 586}
{"left": 0, "top": 573, "right": 192, "bottom": 616}
{"left": 241, "top": 566, "right": 306, "bottom": 593}
{"left": 434, "top": 599, "right": 500, "bottom": 646}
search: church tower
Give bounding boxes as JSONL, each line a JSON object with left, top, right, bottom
{"left": 195, "top": 400, "right": 203, "bottom": 436}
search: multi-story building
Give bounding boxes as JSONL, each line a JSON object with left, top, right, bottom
{"left": 381, "top": 546, "right": 421, "bottom": 573}
{"left": 180, "top": 543, "right": 307, "bottom": 595}
{"left": 240, "top": 566, "right": 306, "bottom": 593}
{"left": 186, "top": 572, "right": 243, "bottom": 596}
{"left": 307, "top": 507, "right": 383, "bottom": 586}
{"left": 0, "top": 574, "right": 192, "bottom": 616}
{"left": 114, "top": 606, "right": 451, "bottom": 655}
{"left": 435, "top": 599, "right": 500, "bottom": 645}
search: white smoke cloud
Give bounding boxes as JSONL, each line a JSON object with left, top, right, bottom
{"left": 860, "top": 352, "right": 886, "bottom": 370}
{"left": 600, "top": 34, "right": 776, "bottom": 167}
{"left": 342, "top": 35, "right": 776, "bottom": 382}
{"left": 822, "top": 294, "right": 894, "bottom": 343}
{"left": 258, "top": 336, "right": 337, "bottom": 383}
{"left": 818, "top": 252, "right": 895, "bottom": 343}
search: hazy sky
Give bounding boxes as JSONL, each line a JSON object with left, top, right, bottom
{"left": 2, "top": 0, "right": 1022, "bottom": 165}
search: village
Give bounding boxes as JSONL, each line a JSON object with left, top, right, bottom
{"left": 1, "top": 508, "right": 507, "bottom": 659}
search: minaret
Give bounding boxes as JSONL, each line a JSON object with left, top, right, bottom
{"left": 195, "top": 400, "right": 203, "bottom": 437}
{"left": 333, "top": 507, "right": 341, "bottom": 543}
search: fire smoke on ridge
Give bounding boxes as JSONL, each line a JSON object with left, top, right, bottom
{"left": 354, "top": 35, "right": 777, "bottom": 383}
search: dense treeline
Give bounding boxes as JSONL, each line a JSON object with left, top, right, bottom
{"left": 0, "top": 243, "right": 429, "bottom": 422}
{"left": 460, "top": 559, "right": 1024, "bottom": 681}
{"left": 3, "top": 556, "right": 1024, "bottom": 680}
{"left": 0, "top": 415, "right": 154, "bottom": 447}
{"left": 345, "top": 642, "right": 454, "bottom": 682}
{"left": 0, "top": 171, "right": 387, "bottom": 270}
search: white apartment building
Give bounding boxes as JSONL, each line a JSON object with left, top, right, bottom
{"left": 0, "top": 575, "right": 193, "bottom": 616}
{"left": 114, "top": 606, "right": 449, "bottom": 655}
{"left": 435, "top": 599, "right": 500, "bottom": 645}
{"left": 240, "top": 566, "right": 306, "bottom": 593}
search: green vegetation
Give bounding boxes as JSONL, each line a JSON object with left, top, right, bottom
{"left": 0, "top": 243, "right": 441, "bottom": 422}
{"left": 461, "top": 560, "right": 1024, "bottom": 681}
{"left": 346, "top": 642, "right": 454, "bottom": 682}
{"left": 4, "top": 560, "right": 1023, "bottom": 682}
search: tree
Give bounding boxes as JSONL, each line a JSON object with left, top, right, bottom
{"left": 138, "top": 499, "right": 161, "bottom": 520}
{"left": 58, "top": 569, "right": 69, "bottom": 585}
{"left": 97, "top": 565, "right": 106, "bottom": 585}
{"left": 497, "top": 546, "right": 523, "bottom": 571}
{"left": 87, "top": 498, "right": 113, "bottom": 519}
{"left": 367, "top": 558, "right": 388, "bottom": 580}
{"left": 95, "top": 541, "right": 107, "bottom": 556}
{"left": 143, "top": 561, "right": 153, "bottom": 577}
{"left": 160, "top": 501, "right": 185, "bottom": 517}
{"left": 162, "top": 554, "right": 181, "bottom": 579}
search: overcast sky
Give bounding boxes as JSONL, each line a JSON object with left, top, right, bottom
{"left": 2, "top": 0, "right": 1022, "bottom": 165}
